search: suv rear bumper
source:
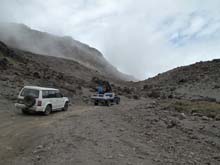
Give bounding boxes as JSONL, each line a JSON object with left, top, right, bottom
{"left": 15, "top": 103, "right": 45, "bottom": 112}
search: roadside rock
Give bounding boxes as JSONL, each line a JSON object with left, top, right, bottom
{"left": 32, "top": 145, "right": 46, "bottom": 154}
{"left": 0, "top": 58, "right": 9, "bottom": 69}
{"left": 192, "top": 113, "right": 203, "bottom": 117}
{"left": 33, "top": 72, "right": 41, "bottom": 79}
{"left": 167, "top": 119, "right": 180, "bottom": 128}
{"left": 148, "top": 90, "right": 160, "bottom": 98}
{"left": 178, "top": 113, "right": 186, "bottom": 120}
{"left": 133, "top": 95, "right": 139, "bottom": 100}
{"left": 202, "top": 116, "right": 210, "bottom": 121}
{"left": 215, "top": 114, "right": 220, "bottom": 121}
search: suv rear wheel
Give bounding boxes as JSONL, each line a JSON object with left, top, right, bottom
{"left": 44, "top": 105, "right": 52, "bottom": 115}
{"left": 22, "top": 109, "right": 29, "bottom": 115}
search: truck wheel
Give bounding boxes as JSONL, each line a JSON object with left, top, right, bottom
{"left": 105, "top": 100, "right": 110, "bottom": 106}
{"left": 94, "top": 101, "right": 98, "bottom": 106}
{"left": 116, "top": 98, "right": 120, "bottom": 104}
{"left": 44, "top": 105, "right": 52, "bottom": 115}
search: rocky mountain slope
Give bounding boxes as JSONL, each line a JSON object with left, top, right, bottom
{"left": 0, "top": 23, "right": 135, "bottom": 81}
{"left": 136, "top": 59, "right": 220, "bottom": 101}
{"left": 1, "top": 40, "right": 220, "bottom": 165}
{"left": 0, "top": 41, "right": 130, "bottom": 103}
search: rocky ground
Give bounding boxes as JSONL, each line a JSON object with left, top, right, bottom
{"left": 1, "top": 41, "right": 220, "bottom": 164}
{"left": 1, "top": 97, "right": 220, "bottom": 165}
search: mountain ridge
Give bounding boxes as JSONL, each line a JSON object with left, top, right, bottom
{"left": 0, "top": 22, "right": 136, "bottom": 81}
{"left": 135, "top": 59, "right": 220, "bottom": 101}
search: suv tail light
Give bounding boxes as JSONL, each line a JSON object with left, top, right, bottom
{"left": 37, "top": 100, "right": 42, "bottom": 106}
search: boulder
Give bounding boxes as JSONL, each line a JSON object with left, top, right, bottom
{"left": 148, "top": 90, "right": 160, "bottom": 98}
{"left": 0, "top": 58, "right": 9, "bottom": 69}
{"left": 215, "top": 114, "right": 220, "bottom": 121}
{"left": 33, "top": 72, "right": 41, "bottom": 79}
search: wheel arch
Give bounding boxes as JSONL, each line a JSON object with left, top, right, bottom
{"left": 64, "top": 98, "right": 70, "bottom": 105}
{"left": 44, "top": 103, "right": 52, "bottom": 111}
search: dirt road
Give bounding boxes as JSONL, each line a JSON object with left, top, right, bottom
{"left": 0, "top": 98, "right": 153, "bottom": 165}
{"left": 0, "top": 97, "right": 220, "bottom": 165}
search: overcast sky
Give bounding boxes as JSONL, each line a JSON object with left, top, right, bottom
{"left": 1, "top": 0, "right": 220, "bottom": 79}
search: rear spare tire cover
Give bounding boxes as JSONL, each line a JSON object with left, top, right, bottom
{"left": 24, "top": 96, "right": 36, "bottom": 108}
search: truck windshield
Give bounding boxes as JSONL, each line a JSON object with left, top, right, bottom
{"left": 20, "top": 88, "right": 39, "bottom": 98}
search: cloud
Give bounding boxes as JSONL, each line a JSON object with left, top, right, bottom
{"left": 1, "top": 0, "right": 220, "bottom": 79}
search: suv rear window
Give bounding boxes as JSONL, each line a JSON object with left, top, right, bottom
{"left": 20, "top": 88, "right": 39, "bottom": 98}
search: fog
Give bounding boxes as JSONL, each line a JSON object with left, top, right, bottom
{"left": 1, "top": 0, "right": 220, "bottom": 79}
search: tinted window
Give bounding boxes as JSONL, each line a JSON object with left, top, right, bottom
{"left": 42, "top": 90, "right": 58, "bottom": 98}
{"left": 49, "top": 90, "right": 57, "bottom": 98}
{"left": 55, "top": 92, "right": 63, "bottom": 98}
{"left": 21, "top": 88, "right": 39, "bottom": 98}
{"left": 42, "top": 90, "right": 49, "bottom": 98}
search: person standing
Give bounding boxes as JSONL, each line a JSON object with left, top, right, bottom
{"left": 97, "top": 83, "right": 104, "bottom": 94}
{"left": 104, "top": 81, "right": 112, "bottom": 93}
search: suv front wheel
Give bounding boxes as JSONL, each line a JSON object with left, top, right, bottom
{"left": 63, "top": 102, "right": 69, "bottom": 111}
{"left": 44, "top": 105, "right": 52, "bottom": 115}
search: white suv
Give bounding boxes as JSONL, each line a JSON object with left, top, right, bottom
{"left": 15, "top": 86, "right": 69, "bottom": 115}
